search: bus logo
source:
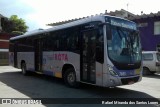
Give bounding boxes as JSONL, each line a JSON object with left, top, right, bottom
{"left": 53, "top": 53, "right": 68, "bottom": 61}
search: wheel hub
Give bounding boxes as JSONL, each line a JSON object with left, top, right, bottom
{"left": 68, "top": 72, "right": 75, "bottom": 83}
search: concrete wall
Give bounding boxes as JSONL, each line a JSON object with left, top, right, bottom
{"left": 0, "top": 33, "right": 10, "bottom": 49}
{"left": 0, "top": 33, "right": 11, "bottom": 66}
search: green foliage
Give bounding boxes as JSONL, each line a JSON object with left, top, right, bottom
{"left": 1, "top": 15, "right": 28, "bottom": 34}
{"left": 9, "top": 15, "right": 28, "bottom": 33}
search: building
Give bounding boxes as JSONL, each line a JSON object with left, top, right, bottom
{"left": 0, "top": 14, "right": 13, "bottom": 65}
{"left": 130, "top": 12, "right": 160, "bottom": 51}
{"left": 0, "top": 32, "right": 11, "bottom": 65}
{"left": 105, "top": 9, "right": 136, "bottom": 19}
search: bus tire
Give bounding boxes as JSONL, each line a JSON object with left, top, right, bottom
{"left": 21, "top": 62, "right": 27, "bottom": 75}
{"left": 64, "top": 68, "right": 79, "bottom": 88}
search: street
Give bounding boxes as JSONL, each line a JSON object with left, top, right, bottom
{"left": 0, "top": 66, "right": 160, "bottom": 107}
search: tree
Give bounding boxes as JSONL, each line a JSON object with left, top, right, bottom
{"left": 9, "top": 15, "right": 28, "bottom": 33}
{"left": 1, "top": 15, "right": 28, "bottom": 35}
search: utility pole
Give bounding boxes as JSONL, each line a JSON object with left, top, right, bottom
{"left": 126, "top": 3, "right": 129, "bottom": 18}
{"left": 127, "top": 3, "right": 129, "bottom": 11}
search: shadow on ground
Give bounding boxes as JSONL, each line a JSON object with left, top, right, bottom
{"left": 143, "top": 73, "right": 160, "bottom": 79}
{"left": 0, "top": 71, "right": 159, "bottom": 107}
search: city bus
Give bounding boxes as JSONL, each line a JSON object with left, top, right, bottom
{"left": 9, "top": 15, "right": 142, "bottom": 88}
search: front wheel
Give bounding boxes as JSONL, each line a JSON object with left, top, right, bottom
{"left": 64, "top": 68, "right": 79, "bottom": 88}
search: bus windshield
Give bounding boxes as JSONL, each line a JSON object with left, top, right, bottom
{"left": 107, "top": 26, "right": 141, "bottom": 69}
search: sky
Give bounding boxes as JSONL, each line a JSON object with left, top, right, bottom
{"left": 0, "top": 0, "right": 160, "bottom": 31}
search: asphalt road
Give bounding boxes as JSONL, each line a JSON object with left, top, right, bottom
{"left": 0, "top": 66, "right": 160, "bottom": 107}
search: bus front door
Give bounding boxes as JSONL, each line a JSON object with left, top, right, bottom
{"left": 34, "top": 39, "right": 42, "bottom": 72}
{"left": 81, "top": 30, "right": 97, "bottom": 84}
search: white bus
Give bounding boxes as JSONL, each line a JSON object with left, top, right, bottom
{"left": 9, "top": 15, "right": 142, "bottom": 87}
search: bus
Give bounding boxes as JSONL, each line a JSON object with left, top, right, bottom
{"left": 9, "top": 15, "right": 142, "bottom": 87}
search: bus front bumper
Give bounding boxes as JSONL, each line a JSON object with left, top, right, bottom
{"left": 103, "top": 74, "right": 142, "bottom": 87}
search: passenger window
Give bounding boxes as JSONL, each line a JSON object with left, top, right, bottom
{"left": 142, "top": 54, "right": 153, "bottom": 61}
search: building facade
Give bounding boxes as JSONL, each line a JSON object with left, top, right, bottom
{"left": 105, "top": 9, "right": 136, "bottom": 19}
{"left": 0, "top": 32, "right": 11, "bottom": 65}
{"left": 131, "top": 12, "right": 160, "bottom": 51}
{"left": 0, "top": 14, "right": 14, "bottom": 65}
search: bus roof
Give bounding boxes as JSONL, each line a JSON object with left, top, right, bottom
{"left": 10, "top": 15, "right": 135, "bottom": 41}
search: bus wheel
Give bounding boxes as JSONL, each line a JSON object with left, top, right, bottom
{"left": 21, "top": 62, "right": 27, "bottom": 75}
{"left": 64, "top": 68, "right": 79, "bottom": 88}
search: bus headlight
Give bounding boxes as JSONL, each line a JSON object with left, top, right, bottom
{"left": 108, "top": 65, "right": 118, "bottom": 76}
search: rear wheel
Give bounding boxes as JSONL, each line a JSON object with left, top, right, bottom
{"left": 21, "top": 62, "right": 27, "bottom": 75}
{"left": 64, "top": 68, "right": 79, "bottom": 88}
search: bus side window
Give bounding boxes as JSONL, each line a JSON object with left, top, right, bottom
{"left": 51, "top": 32, "right": 59, "bottom": 51}
{"left": 66, "top": 27, "right": 79, "bottom": 52}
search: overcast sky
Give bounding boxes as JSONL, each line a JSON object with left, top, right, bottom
{"left": 0, "top": 0, "right": 160, "bottom": 31}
